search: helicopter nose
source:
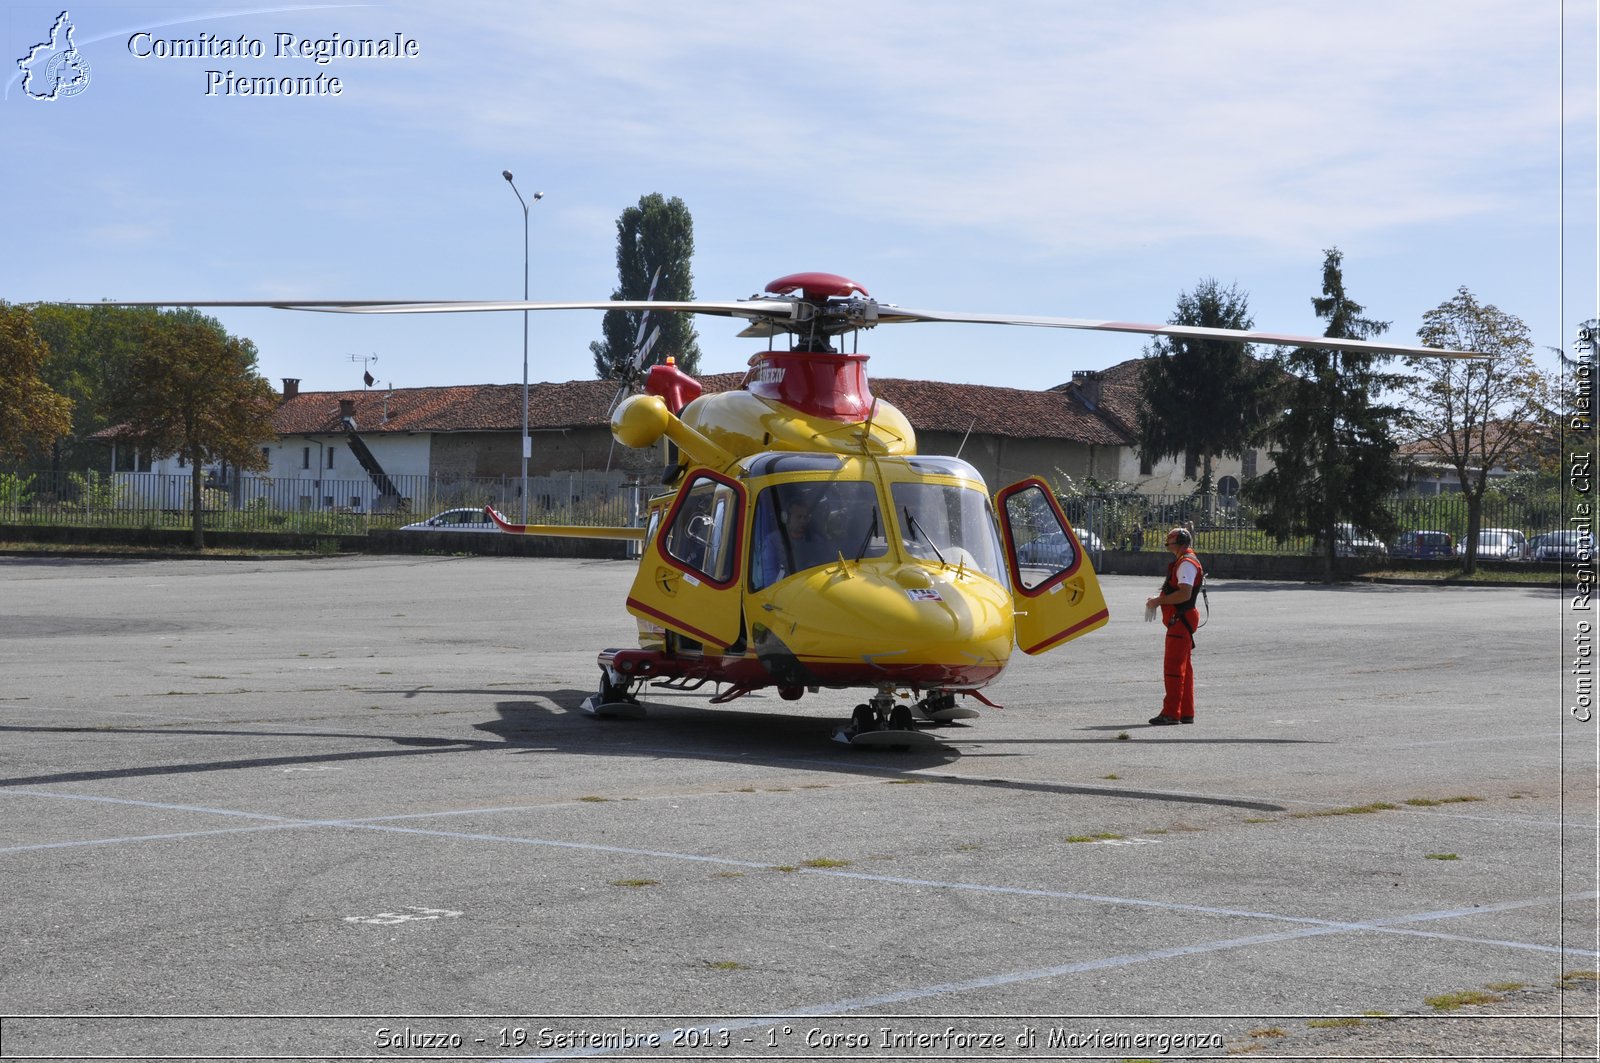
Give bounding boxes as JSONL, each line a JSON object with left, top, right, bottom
{"left": 760, "top": 561, "right": 1013, "bottom": 669}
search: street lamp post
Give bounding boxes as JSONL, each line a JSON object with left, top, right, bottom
{"left": 502, "top": 171, "right": 543, "bottom": 523}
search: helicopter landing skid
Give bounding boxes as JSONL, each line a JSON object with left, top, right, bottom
{"left": 584, "top": 664, "right": 645, "bottom": 718}
{"left": 913, "top": 691, "right": 980, "bottom": 724}
{"left": 581, "top": 694, "right": 646, "bottom": 719}
{"left": 831, "top": 725, "right": 943, "bottom": 750}
{"left": 915, "top": 704, "right": 980, "bottom": 723}
{"left": 832, "top": 693, "right": 945, "bottom": 750}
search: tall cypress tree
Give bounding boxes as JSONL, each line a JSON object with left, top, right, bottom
{"left": 1242, "top": 248, "right": 1409, "bottom": 579}
{"left": 590, "top": 193, "right": 702, "bottom": 380}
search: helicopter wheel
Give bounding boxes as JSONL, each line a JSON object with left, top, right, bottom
{"left": 583, "top": 669, "right": 645, "bottom": 719}
{"left": 850, "top": 703, "right": 877, "bottom": 735}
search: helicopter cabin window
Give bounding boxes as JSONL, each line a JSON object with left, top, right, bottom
{"left": 663, "top": 475, "right": 741, "bottom": 584}
{"left": 743, "top": 453, "right": 844, "bottom": 478}
{"left": 750, "top": 481, "right": 887, "bottom": 591}
{"left": 888, "top": 482, "right": 1005, "bottom": 582}
{"left": 903, "top": 456, "right": 986, "bottom": 484}
{"left": 1003, "top": 483, "right": 1078, "bottom": 592}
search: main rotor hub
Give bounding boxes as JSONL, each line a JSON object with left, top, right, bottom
{"left": 742, "top": 272, "right": 880, "bottom": 351}
{"left": 764, "top": 272, "right": 869, "bottom": 301}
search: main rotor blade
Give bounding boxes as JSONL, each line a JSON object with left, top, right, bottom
{"left": 73, "top": 297, "right": 800, "bottom": 320}
{"left": 872, "top": 305, "right": 1487, "bottom": 360}
{"left": 71, "top": 296, "right": 1485, "bottom": 359}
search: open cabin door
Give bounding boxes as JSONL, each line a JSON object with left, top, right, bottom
{"left": 995, "top": 478, "right": 1110, "bottom": 655}
{"left": 626, "top": 470, "right": 747, "bottom": 649}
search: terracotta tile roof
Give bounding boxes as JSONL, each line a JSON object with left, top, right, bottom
{"left": 272, "top": 381, "right": 620, "bottom": 434}
{"left": 1048, "top": 357, "right": 1145, "bottom": 437}
{"left": 868, "top": 377, "right": 1127, "bottom": 444}
{"left": 1398, "top": 420, "right": 1550, "bottom": 467}
{"left": 272, "top": 371, "right": 1131, "bottom": 446}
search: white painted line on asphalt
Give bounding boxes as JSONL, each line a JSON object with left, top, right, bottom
{"left": 344, "top": 906, "right": 462, "bottom": 926}
{"left": 6, "top": 787, "right": 1593, "bottom": 962}
{"left": 0, "top": 787, "right": 300, "bottom": 822}
{"left": 0, "top": 823, "right": 313, "bottom": 854}
{"left": 493, "top": 893, "right": 1597, "bottom": 1063}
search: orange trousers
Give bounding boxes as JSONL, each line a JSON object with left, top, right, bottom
{"left": 1161, "top": 621, "right": 1195, "bottom": 720}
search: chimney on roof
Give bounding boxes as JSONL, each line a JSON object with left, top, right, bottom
{"left": 1071, "top": 370, "right": 1103, "bottom": 407}
{"left": 338, "top": 398, "right": 356, "bottom": 421}
{"left": 282, "top": 378, "right": 300, "bottom": 400}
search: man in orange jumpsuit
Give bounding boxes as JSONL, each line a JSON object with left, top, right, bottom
{"left": 1145, "top": 527, "right": 1203, "bottom": 725}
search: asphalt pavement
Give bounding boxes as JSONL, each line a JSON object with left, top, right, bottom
{"left": 0, "top": 555, "right": 1594, "bottom": 1061}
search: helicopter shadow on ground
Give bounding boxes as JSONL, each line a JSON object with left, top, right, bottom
{"left": 0, "top": 722, "right": 496, "bottom": 789}
{"left": 470, "top": 686, "right": 1291, "bottom": 814}
{"left": 0, "top": 687, "right": 1286, "bottom": 811}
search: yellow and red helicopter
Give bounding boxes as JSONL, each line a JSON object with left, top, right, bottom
{"left": 102, "top": 271, "right": 1482, "bottom": 746}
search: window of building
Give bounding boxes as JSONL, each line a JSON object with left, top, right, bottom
{"left": 326, "top": 446, "right": 336, "bottom": 470}
{"left": 113, "top": 448, "right": 151, "bottom": 473}
{"left": 1241, "top": 448, "right": 1258, "bottom": 480}
{"left": 302, "top": 447, "right": 311, "bottom": 470}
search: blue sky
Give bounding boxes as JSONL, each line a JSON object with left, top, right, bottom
{"left": 3, "top": 1, "right": 1594, "bottom": 394}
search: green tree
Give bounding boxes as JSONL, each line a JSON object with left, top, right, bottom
{"left": 0, "top": 303, "right": 73, "bottom": 461}
{"left": 590, "top": 193, "right": 702, "bottom": 380}
{"left": 27, "top": 303, "right": 157, "bottom": 472}
{"left": 1242, "top": 249, "right": 1409, "bottom": 580}
{"left": 1138, "top": 279, "right": 1277, "bottom": 490}
{"left": 1404, "top": 287, "right": 1548, "bottom": 574}
{"left": 106, "top": 309, "right": 278, "bottom": 549}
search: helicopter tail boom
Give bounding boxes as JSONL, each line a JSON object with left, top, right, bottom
{"left": 483, "top": 506, "right": 645, "bottom": 541}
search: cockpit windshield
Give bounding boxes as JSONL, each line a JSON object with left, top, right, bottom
{"left": 890, "top": 481, "right": 1006, "bottom": 582}
{"left": 750, "top": 481, "right": 887, "bottom": 590}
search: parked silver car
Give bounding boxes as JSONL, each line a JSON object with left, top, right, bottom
{"left": 1455, "top": 529, "right": 1522, "bottom": 561}
{"left": 1529, "top": 529, "right": 1589, "bottom": 563}
{"left": 399, "top": 508, "right": 498, "bottom": 532}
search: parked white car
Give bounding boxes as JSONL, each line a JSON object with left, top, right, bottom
{"left": 1331, "top": 523, "right": 1387, "bottom": 558}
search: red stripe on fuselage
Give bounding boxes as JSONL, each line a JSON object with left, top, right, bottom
{"left": 625, "top": 597, "right": 726, "bottom": 648}
{"left": 1021, "top": 608, "right": 1110, "bottom": 655}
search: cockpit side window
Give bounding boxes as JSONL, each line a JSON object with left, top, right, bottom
{"left": 1002, "top": 482, "right": 1079, "bottom": 591}
{"left": 663, "top": 474, "right": 741, "bottom": 584}
{"left": 750, "top": 481, "right": 887, "bottom": 590}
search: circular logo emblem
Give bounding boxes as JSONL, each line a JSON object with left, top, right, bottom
{"left": 43, "top": 49, "right": 91, "bottom": 98}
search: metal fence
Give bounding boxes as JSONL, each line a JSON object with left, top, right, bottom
{"left": 0, "top": 468, "right": 1567, "bottom": 556}
{"left": 1060, "top": 490, "right": 1565, "bottom": 556}
{"left": 0, "top": 469, "right": 649, "bottom": 535}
